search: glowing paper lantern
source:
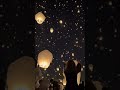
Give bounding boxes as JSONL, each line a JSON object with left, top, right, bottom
{"left": 7, "top": 56, "right": 35, "bottom": 90}
{"left": 50, "top": 28, "right": 54, "bottom": 33}
{"left": 37, "top": 50, "right": 53, "bottom": 69}
{"left": 59, "top": 20, "right": 63, "bottom": 24}
{"left": 35, "top": 12, "right": 46, "bottom": 24}
{"left": 88, "top": 64, "right": 93, "bottom": 71}
{"left": 56, "top": 68, "right": 60, "bottom": 71}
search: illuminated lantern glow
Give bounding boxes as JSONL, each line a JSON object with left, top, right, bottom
{"left": 37, "top": 50, "right": 53, "bottom": 69}
{"left": 7, "top": 56, "right": 35, "bottom": 90}
{"left": 50, "top": 28, "right": 54, "bottom": 33}
{"left": 59, "top": 20, "right": 63, "bottom": 24}
{"left": 35, "top": 12, "right": 46, "bottom": 24}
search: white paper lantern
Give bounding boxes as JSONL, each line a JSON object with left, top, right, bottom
{"left": 37, "top": 50, "right": 53, "bottom": 69}
{"left": 7, "top": 56, "right": 35, "bottom": 90}
{"left": 35, "top": 12, "right": 46, "bottom": 24}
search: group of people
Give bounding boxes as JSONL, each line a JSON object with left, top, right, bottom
{"left": 64, "top": 60, "right": 83, "bottom": 90}
{"left": 36, "top": 60, "right": 118, "bottom": 90}
{"left": 36, "top": 60, "right": 84, "bottom": 90}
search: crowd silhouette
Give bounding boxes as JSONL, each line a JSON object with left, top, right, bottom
{"left": 1, "top": 59, "right": 118, "bottom": 90}
{"left": 35, "top": 60, "right": 114, "bottom": 90}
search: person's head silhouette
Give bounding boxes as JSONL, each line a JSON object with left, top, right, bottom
{"left": 65, "top": 60, "right": 76, "bottom": 73}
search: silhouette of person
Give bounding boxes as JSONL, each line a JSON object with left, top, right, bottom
{"left": 64, "top": 60, "right": 79, "bottom": 90}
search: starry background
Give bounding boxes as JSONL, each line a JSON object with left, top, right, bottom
{"left": 86, "top": 0, "right": 120, "bottom": 86}
{"left": 0, "top": 0, "right": 120, "bottom": 89}
{"left": 35, "top": 0, "right": 85, "bottom": 80}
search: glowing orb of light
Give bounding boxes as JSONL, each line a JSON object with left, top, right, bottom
{"left": 37, "top": 50, "right": 53, "bottom": 69}
{"left": 35, "top": 12, "right": 46, "bottom": 24}
{"left": 50, "top": 28, "right": 54, "bottom": 33}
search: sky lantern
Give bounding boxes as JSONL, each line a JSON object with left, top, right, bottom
{"left": 35, "top": 12, "right": 46, "bottom": 24}
{"left": 50, "top": 28, "right": 54, "bottom": 33}
{"left": 37, "top": 50, "right": 53, "bottom": 69}
{"left": 7, "top": 56, "right": 35, "bottom": 90}
{"left": 59, "top": 20, "right": 63, "bottom": 24}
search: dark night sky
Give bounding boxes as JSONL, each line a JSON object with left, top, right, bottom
{"left": 0, "top": 0, "right": 120, "bottom": 87}
{"left": 35, "top": 0, "right": 85, "bottom": 80}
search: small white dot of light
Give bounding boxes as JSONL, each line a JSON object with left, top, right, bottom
{"left": 77, "top": 5, "right": 79, "bottom": 8}
{"left": 77, "top": 9, "right": 80, "bottom": 13}
{"left": 50, "top": 28, "right": 54, "bottom": 33}
{"left": 109, "top": 49, "right": 112, "bottom": 52}
{"left": 44, "top": 11, "right": 46, "bottom": 13}
{"left": 59, "top": 73, "right": 61, "bottom": 76}
{"left": 108, "top": 1, "right": 112, "bottom": 6}
{"left": 76, "top": 41, "right": 78, "bottom": 44}
{"left": 59, "top": 20, "right": 63, "bottom": 24}
{"left": 80, "top": 26, "right": 82, "bottom": 28}
{"left": 47, "top": 74, "right": 50, "bottom": 76}
{"left": 115, "top": 29, "right": 117, "bottom": 32}
{"left": 81, "top": 68, "right": 83, "bottom": 71}
{"left": 66, "top": 1, "right": 68, "bottom": 3}
{"left": 56, "top": 68, "right": 60, "bottom": 71}
{"left": 72, "top": 53, "right": 74, "bottom": 56}
{"left": 83, "top": 38, "right": 85, "bottom": 41}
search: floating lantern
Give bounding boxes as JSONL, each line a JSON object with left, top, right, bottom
{"left": 37, "top": 50, "right": 53, "bottom": 69}
{"left": 7, "top": 56, "right": 35, "bottom": 90}
{"left": 35, "top": 12, "right": 46, "bottom": 24}
{"left": 50, "top": 28, "right": 54, "bottom": 33}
